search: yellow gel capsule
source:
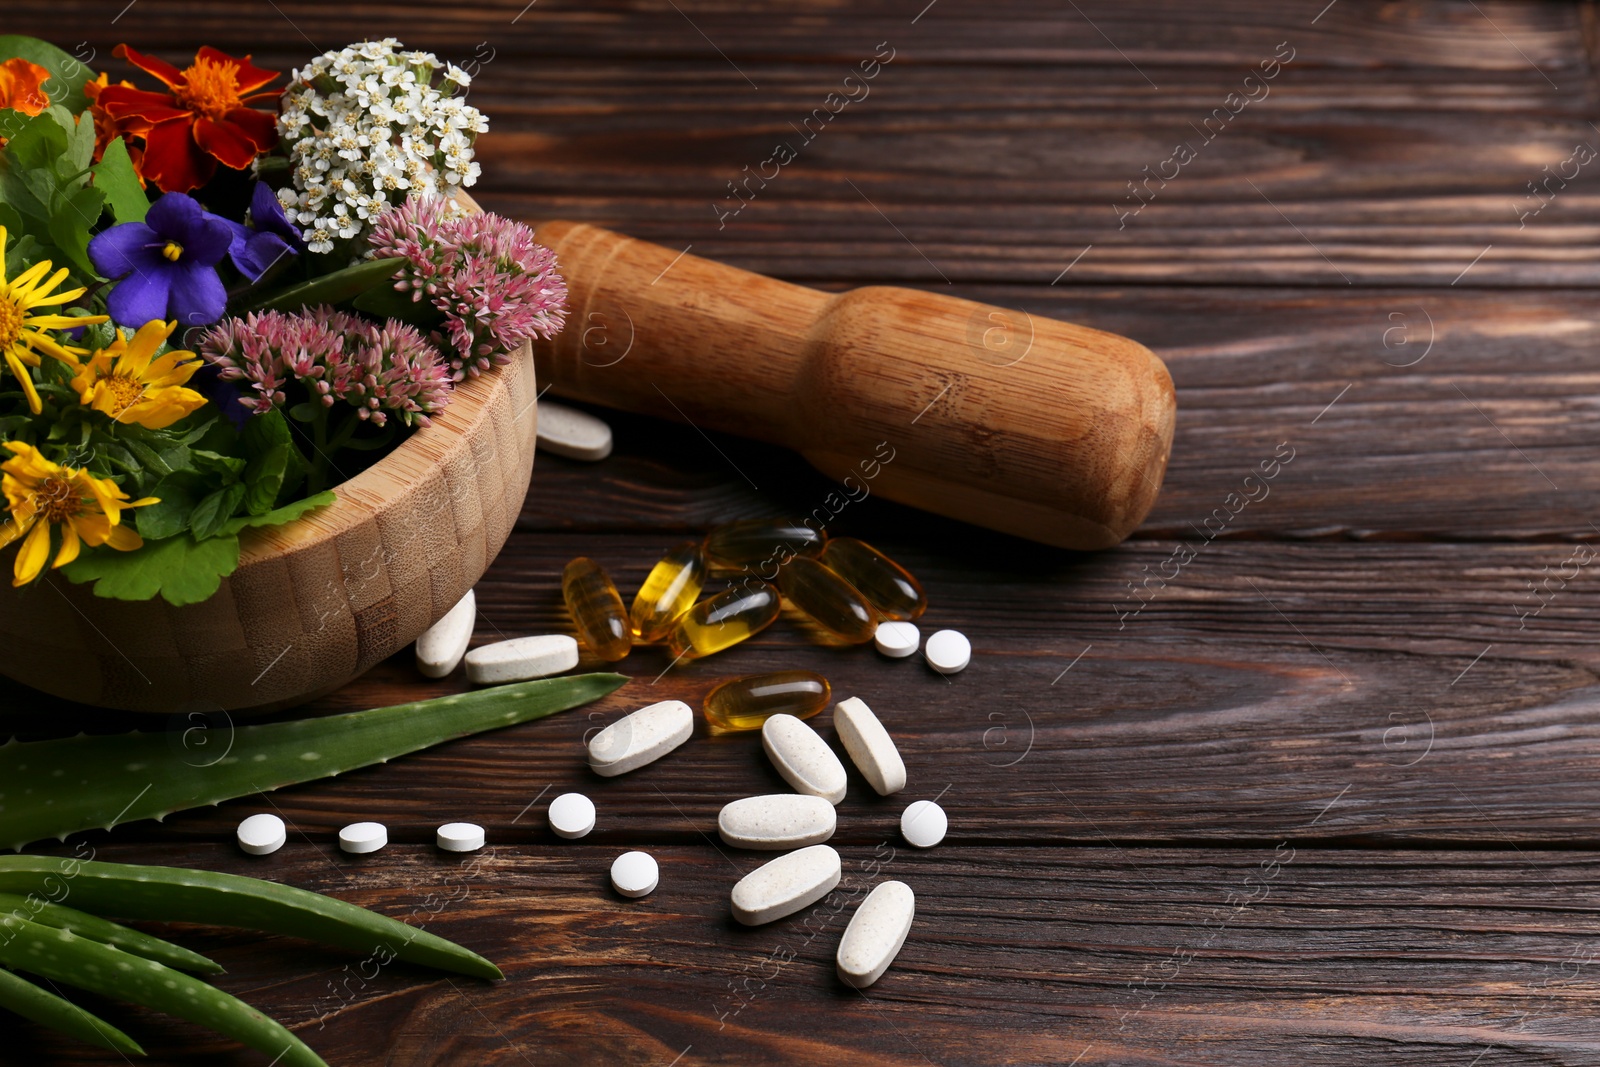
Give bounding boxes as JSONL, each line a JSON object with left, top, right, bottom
{"left": 702, "top": 520, "right": 825, "bottom": 567}
{"left": 703, "top": 670, "right": 831, "bottom": 733}
{"left": 665, "top": 582, "right": 781, "bottom": 661}
{"left": 818, "top": 537, "right": 926, "bottom": 621}
{"left": 630, "top": 541, "right": 706, "bottom": 642}
{"left": 777, "top": 556, "right": 878, "bottom": 644}
{"left": 561, "top": 557, "right": 632, "bottom": 662}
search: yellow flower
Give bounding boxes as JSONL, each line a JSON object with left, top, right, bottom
{"left": 0, "top": 225, "right": 108, "bottom": 414}
{"left": 0, "top": 442, "right": 156, "bottom": 586}
{"left": 68, "top": 319, "right": 207, "bottom": 429}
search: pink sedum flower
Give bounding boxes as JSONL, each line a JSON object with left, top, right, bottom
{"left": 369, "top": 197, "right": 568, "bottom": 380}
{"left": 198, "top": 305, "right": 452, "bottom": 428}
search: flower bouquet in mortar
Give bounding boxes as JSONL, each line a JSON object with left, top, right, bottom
{"left": 0, "top": 34, "right": 565, "bottom": 610}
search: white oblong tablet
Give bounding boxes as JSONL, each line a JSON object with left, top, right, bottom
{"left": 436, "top": 822, "right": 485, "bottom": 852}
{"left": 611, "top": 851, "right": 658, "bottom": 898}
{"left": 588, "top": 700, "right": 694, "bottom": 777}
{"left": 833, "top": 697, "right": 906, "bottom": 796}
{"left": 761, "top": 714, "right": 848, "bottom": 805}
{"left": 924, "top": 629, "right": 970, "bottom": 674}
{"left": 537, "top": 401, "right": 614, "bottom": 461}
{"left": 464, "top": 634, "right": 580, "bottom": 685}
{"left": 874, "top": 620, "right": 920, "bottom": 659}
{"left": 718, "top": 794, "right": 837, "bottom": 850}
{"left": 416, "top": 589, "right": 476, "bottom": 678}
{"left": 730, "top": 844, "right": 842, "bottom": 925}
{"left": 837, "top": 880, "right": 915, "bottom": 988}
{"left": 549, "top": 792, "right": 596, "bottom": 839}
{"left": 339, "top": 821, "right": 388, "bottom": 854}
{"left": 236, "top": 813, "right": 285, "bottom": 856}
{"left": 900, "top": 800, "right": 947, "bottom": 848}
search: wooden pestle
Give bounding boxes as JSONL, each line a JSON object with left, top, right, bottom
{"left": 530, "top": 220, "right": 1176, "bottom": 550}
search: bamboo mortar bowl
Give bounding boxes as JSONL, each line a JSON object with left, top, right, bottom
{"left": 0, "top": 341, "right": 537, "bottom": 714}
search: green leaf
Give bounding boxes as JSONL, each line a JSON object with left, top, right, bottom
{"left": 221, "top": 489, "right": 335, "bottom": 534}
{"left": 45, "top": 183, "right": 103, "bottom": 277}
{"left": 61, "top": 532, "right": 240, "bottom": 606}
{"left": 0, "top": 36, "right": 94, "bottom": 114}
{"left": 242, "top": 442, "right": 292, "bottom": 515}
{"left": 61, "top": 493, "right": 335, "bottom": 605}
{"left": 189, "top": 482, "right": 247, "bottom": 540}
{"left": 352, "top": 281, "right": 442, "bottom": 326}
{"left": 240, "top": 408, "right": 301, "bottom": 512}
{"left": 240, "top": 404, "right": 294, "bottom": 457}
{"left": 0, "top": 214, "right": 35, "bottom": 271}
{"left": 120, "top": 434, "right": 185, "bottom": 480}
{"left": 134, "top": 470, "right": 209, "bottom": 540}
{"left": 52, "top": 105, "right": 93, "bottom": 174}
{"left": 2, "top": 109, "right": 68, "bottom": 175}
{"left": 190, "top": 448, "right": 246, "bottom": 478}
{"left": 92, "top": 137, "right": 147, "bottom": 224}
{"left": 245, "top": 256, "right": 404, "bottom": 313}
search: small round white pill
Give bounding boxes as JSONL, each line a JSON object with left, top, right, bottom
{"left": 338, "top": 821, "right": 388, "bottom": 854}
{"left": 436, "top": 822, "right": 485, "bottom": 852}
{"left": 924, "top": 629, "right": 971, "bottom": 674}
{"left": 236, "top": 813, "right": 285, "bottom": 856}
{"left": 874, "top": 621, "right": 920, "bottom": 658}
{"left": 901, "top": 800, "right": 948, "bottom": 848}
{"left": 611, "top": 851, "right": 659, "bottom": 898}
{"left": 549, "top": 792, "right": 596, "bottom": 839}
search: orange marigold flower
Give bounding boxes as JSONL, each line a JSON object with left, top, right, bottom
{"left": 0, "top": 58, "right": 51, "bottom": 120}
{"left": 97, "top": 44, "right": 281, "bottom": 194}
{"left": 84, "top": 71, "right": 148, "bottom": 173}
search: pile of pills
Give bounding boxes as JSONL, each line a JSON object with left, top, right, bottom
{"left": 232, "top": 686, "right": 938, "bottom": 988}
{"left": 413, "top": 520, "right": 972, "bottom": 683}
{"left": 566, "top": 688, "right": 941, "bottom": 988}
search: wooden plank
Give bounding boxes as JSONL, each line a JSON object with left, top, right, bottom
{"left": 14, "top": 841, "right": 1600, "bottom": 1066}
{"left": 9, "top": 535, "right": 1600, "bottom": 844}
{"left": 21, "top": 1, "right": 1587, "bottom": 72}
{"left": 8, "top": 4, "right": 1598, "bottom": 286}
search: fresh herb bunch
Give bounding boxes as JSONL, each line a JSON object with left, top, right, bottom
{"left": 0, "top": 34, "right": 567, "bottom": 605}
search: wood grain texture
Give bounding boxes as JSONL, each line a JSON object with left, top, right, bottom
{"left": 10, "top": 533, "right": 1600, "bottom": 845}
{"left": 534, "top": 220, "right": 1176, "bottom": 548}
{"left": 0, "top": 1, "right": 1596, "bottom": 1065}
{"left": 14, "top": 841, "right": 1600, "bottom": 1066}
{"left": 0, "top": 343, "right": 538, "bottom": 714}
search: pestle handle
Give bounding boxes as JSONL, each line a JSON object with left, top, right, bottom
{"left": 530, "top": 220, "right": 1176, "bottom": 550}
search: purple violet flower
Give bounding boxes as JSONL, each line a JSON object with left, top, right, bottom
{"left": 88, "top": 192, "right": 233, "bottom": 328}
{"left": 224, "top": 182, "right": 304, "bottom": 282}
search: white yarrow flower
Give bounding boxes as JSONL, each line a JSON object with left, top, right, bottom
{"left": 276, "top": 39, "right": 486, "bottom": 255}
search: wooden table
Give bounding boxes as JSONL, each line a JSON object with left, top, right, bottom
{"left": 7, "top": 1, "right": 1600, "bottom": 1063}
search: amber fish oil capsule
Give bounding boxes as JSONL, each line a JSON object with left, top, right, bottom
{"left": 703, "top": 670, "right": 831, "bottom": 733}
{"left": 562, "top": 557, "right": 632, "bottom": 662}
{"left": 629, "top": 541, "right": 706, "bottom": 642}
{"left": 665, "top": 582, "right": 781, "bottom": 660}
{"left": 819, "top": 537, "right": 926, "bottom": 620}
{"left": 702, "top": 519, "right": 825, "bottom": 567}
{"left": 778, "top": 556, "right": 878, "bottom": 644}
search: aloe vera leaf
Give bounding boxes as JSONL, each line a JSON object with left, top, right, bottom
{"left": 0, "top": 856, "right": 502, "bottom": 980}
{"left": 0, "top": 964, "right": 145, "bottom": 1056}
{"left": 0, "top": 892, "right": 221, "bottom": 974}
{"left": 0, "top": 914, "right": 326, "bottom": 1067}
{"left": 0, "top": 672, "right": 629, "bottom": 851}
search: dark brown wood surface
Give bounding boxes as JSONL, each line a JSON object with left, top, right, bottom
{"left": 6, "top": 1, "right": 1600, "bottom": 1063}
